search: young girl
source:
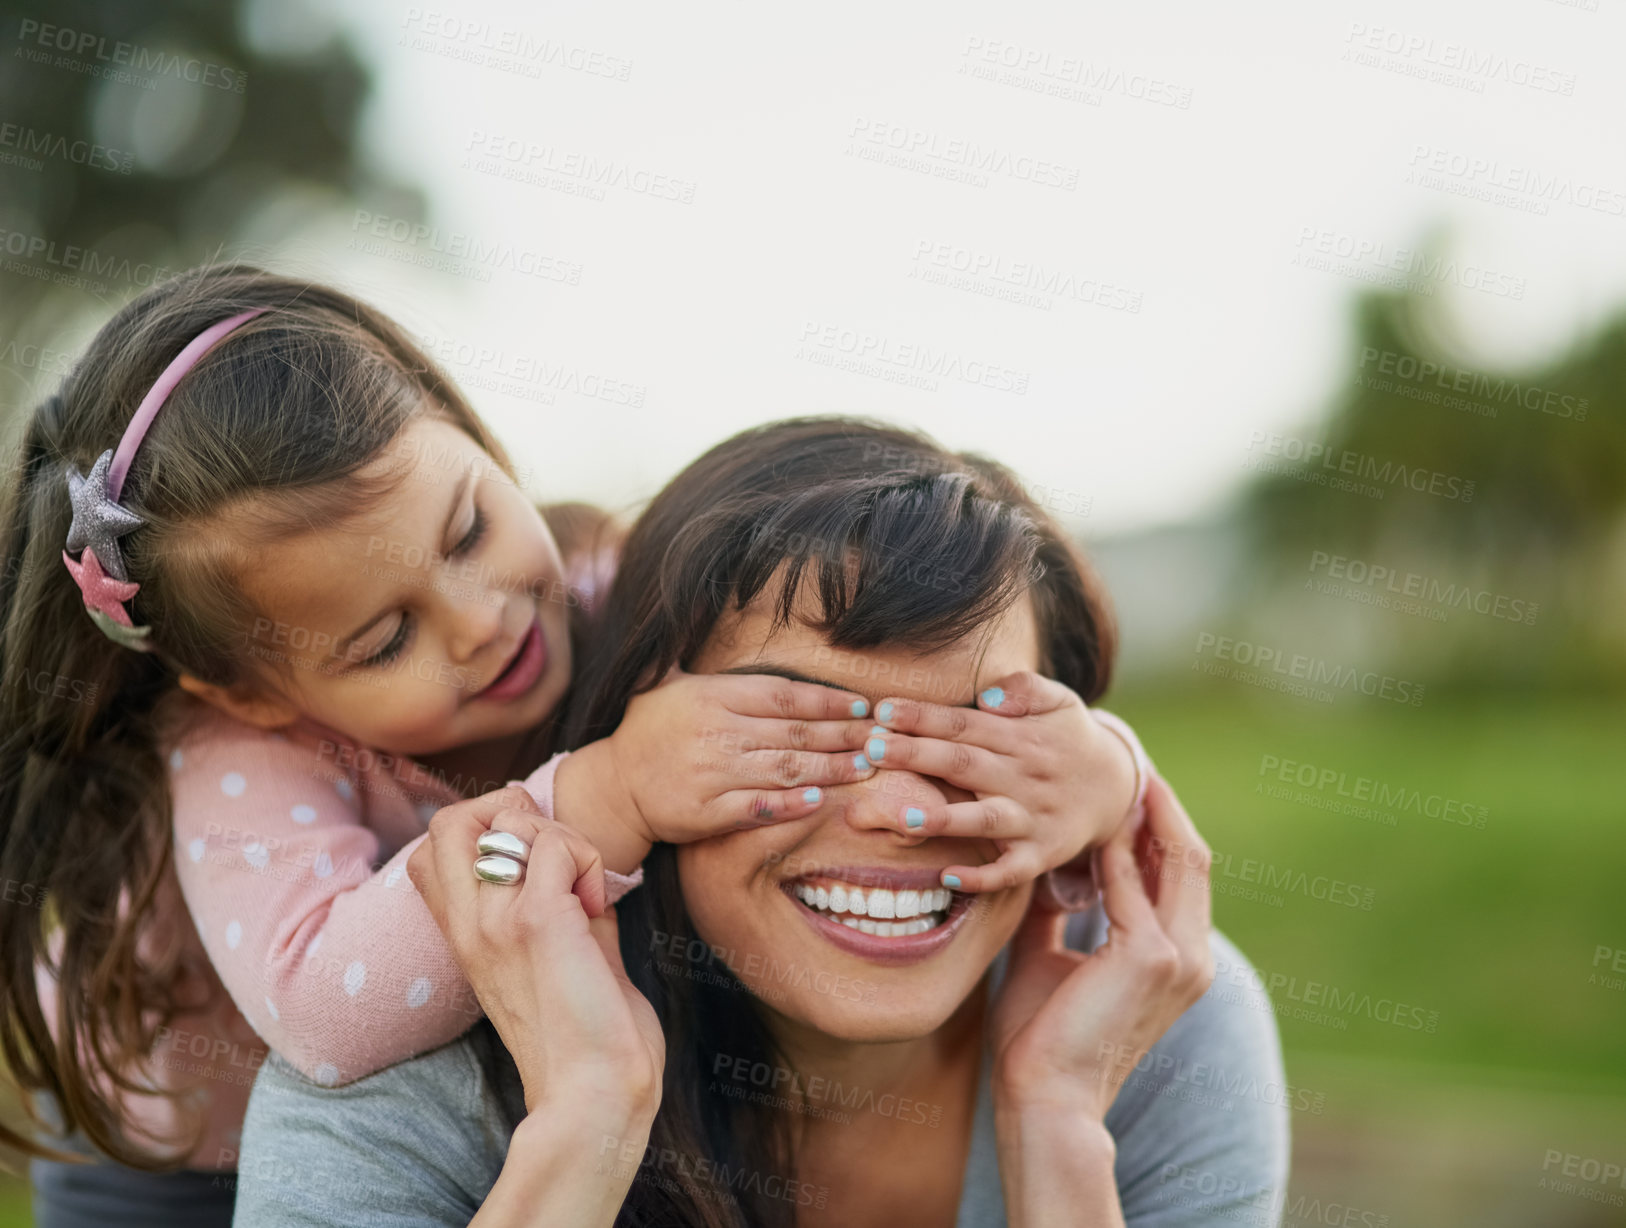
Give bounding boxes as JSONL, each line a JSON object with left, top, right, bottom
{"left": 0, "top": 267, "right": 1148, "bottom": 1225}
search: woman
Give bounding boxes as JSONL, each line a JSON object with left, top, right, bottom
{"left": 232, "top": 417, "right": 1290, "bottom": 1226}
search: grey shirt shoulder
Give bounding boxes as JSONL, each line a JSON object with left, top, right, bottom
{"left": 234, "top": 916, "right": 1288, "bottom": 1228}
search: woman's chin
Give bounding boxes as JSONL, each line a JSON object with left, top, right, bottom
{"left": 758, "top": 984, "right": 965, "bottom": 1044}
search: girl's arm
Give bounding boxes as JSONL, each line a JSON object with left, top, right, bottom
{"left": 169, "top": 721, "right": 483, "bottom": 1084}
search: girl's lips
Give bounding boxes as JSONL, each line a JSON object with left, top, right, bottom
{"left": 780, "top": 879, "right": 976, "bottom": 967}
{"left": 476, "top": 617, "right": 546, "bottom": 702}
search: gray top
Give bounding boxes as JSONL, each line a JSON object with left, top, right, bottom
{"left": 233, "top": 911, "right": 1290, "bottom": 1226}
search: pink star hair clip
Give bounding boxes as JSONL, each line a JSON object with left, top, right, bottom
{"left": 62, "top": 308, "right": 269, "bottom": 652}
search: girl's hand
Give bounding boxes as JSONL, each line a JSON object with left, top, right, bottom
{"left": 407, "top": 787, "right": 665, "bottom": 1117}
{"left": 988, "top": 775, "right": 1215, "bottom": 1120}
{"left": 865, "top": 670, "right": 1138, "bottom": 892}
{"left": 602, "top": 666, "right": 877, "bottom": 842}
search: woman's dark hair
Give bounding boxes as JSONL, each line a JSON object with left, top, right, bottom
{"left": 559, "top": 415, "right": 1116, "bottom": 1227}
{"left": 0, "top": 265, "right": 535, "bottom": 1169}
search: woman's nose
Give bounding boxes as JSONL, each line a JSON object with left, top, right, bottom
{"left": 838, "top": 769, "right": 943, "bottom": 843}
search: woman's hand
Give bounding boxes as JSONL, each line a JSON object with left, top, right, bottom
{"left": 407, "top": 788, "right": 664, "bottom": 1119}
{"left": 984, "top": 776, "right": 1213, "bottom": 1227}
{"left": 989, "top": 773, "right": 1215, "bottom": 1119}
{"left": 864, "top": 669, "right": 1140, "bottom": 892}
{"left": 558, "top": 667, "right": 876, "bottom": 866}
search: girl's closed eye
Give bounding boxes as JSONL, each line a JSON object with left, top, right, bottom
{"left": 361, "top": 616, "right": 413, "bottom": 668}
{"left": 454, "top": 506, "right": 487, "bottom": 556}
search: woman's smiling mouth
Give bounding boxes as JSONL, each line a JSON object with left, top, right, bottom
{"left": 780, "top": 866, "right": 976, "bottom": 965}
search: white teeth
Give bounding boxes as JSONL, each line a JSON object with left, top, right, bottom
{"left": 792, "top": 880, "right": 957, "bottom": 936}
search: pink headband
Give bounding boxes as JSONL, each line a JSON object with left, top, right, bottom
{"left": 62, "top": 308, "right": 269, "bottom": 651}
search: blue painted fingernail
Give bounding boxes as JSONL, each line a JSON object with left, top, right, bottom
{"left": 851, "top": 699, "right": 868, "bottom": 717}
{"left": 853, "top": 753, "right": 870, "bottom": 771}
{"left": 870, "top": 724, "right": 886, "bottom": 735}
{"left": 866, "top": 737, "right": 886, "bottom": 761}
{"left": 803, "top": 786, "right": 821, "bottom": 804}
{"left": 942, "top": 873, "right": 962, "bottom": 889}
{"left": 905, "top": 807, "right": 925, "bottom": 829}
{"left": 877, "top": 700, "right": 894, "bottom": 723}
{"left": 980, "top": 687, "right": 1004, "bottom": 709}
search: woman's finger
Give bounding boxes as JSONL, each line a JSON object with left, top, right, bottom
{"left": 1139, "top": 775, "right": 1212, "bottom": 955}
{"left": 1096, "top": 833, "right": 1163, "bottom": 944}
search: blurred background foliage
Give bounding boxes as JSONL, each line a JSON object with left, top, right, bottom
{"left": 0, "top": 0, "right": 424, "bottom": 393}
{"left": 1, "top": 3, "right": 1622, "bottom": 1227}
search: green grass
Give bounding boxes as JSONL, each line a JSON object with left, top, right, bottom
{"left": 1111, "top": 684, "right": 1626, "bottom": 1091}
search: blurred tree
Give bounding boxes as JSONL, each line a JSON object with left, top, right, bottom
{"left": 0, "top": 0, "right": 425, "bottom": 422}
{"left": 1240, "top": 279, "right": 1626, "bottom": 689}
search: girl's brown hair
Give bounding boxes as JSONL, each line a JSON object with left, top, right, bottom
{"left": 555, "top": 415, "right": 1116, "bottom": 1226}
{"left": 0, "top": 265, "right": 519, "bottom": 1168}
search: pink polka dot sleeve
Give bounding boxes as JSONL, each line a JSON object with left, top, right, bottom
{"left": 169, "top": 717, "right": 641, "bottom": 1087}
{"left": 168, "top": 721, "right": 481, "bottom": 1087}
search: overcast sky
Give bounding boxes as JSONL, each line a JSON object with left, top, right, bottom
{"left": 247, "top": 0, "right": 1626, "bottom": 535}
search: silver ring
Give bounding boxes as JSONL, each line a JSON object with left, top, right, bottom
{"left": 477, "top": 830, "right": 529, "bottom": 863}
{"left": 473, "top": 854, "right": 523, "bottom": 885}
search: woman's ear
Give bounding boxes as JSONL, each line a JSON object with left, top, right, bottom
{"left": 175, "top": 672, "right": 301, "bottom": 730}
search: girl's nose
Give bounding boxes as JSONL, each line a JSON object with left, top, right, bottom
{"left": 439, "top": 584, "right": 507, "bottom": 665}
